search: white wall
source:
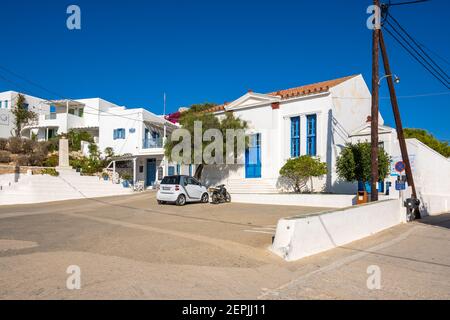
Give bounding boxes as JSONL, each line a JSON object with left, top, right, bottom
{"left": 328, "top": 75, "right": 373, "bottom": 194}
{"left": 98, "top": 109, "right": 143, "bottom": 155}
{"left": 232, "top": 193, "right": 356, "bottom": 208}
{"left": 271, "top": 199, "right": 404, "bottom": 261}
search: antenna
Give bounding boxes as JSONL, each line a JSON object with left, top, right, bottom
{"left": 163, "top": 92, "right": 166, "bottom": 117}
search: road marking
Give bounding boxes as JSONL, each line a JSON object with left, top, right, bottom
{"left": 62, "top": 212, "right": 275, "bottom": 263}
{"left": 243, "top": 230, "right": 275, "bottom": 235}
{"left": 258, "top": 225, "right": 424, "bottom": 299}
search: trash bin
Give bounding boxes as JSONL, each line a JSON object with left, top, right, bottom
{"left": 357, "top": 191, "right": 368, "bottom": 204}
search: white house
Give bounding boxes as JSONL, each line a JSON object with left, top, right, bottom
{"left": 199, "top": 74, "right": 378, "bottom": 194}
{"left": 1, "top": 90, "right": 179, "bottom": 188}
{"left": 0, "top": 91, "right": 50, "bottom": 138}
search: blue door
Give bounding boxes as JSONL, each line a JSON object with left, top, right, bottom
{"left": 146, "top": 159, "right": 156, "bottom": 186}
{"left": 245, "top": 133, "right": 261, "bottom": 178}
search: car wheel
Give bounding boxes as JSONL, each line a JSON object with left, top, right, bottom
{"left": 176, "top": 194, "right": 186, "bottom": 206}
{"left": 201, "top": 193, "right": 209, "bottom": 203}
{"left": 157, "top": 200, "right": 165, "bottom": 205}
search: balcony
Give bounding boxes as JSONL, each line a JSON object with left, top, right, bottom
{"left": 143, "top": 137, "right": 163, "bottom": 149}
{"left": 45, "top": 113, "right": 57, "bottom": 120}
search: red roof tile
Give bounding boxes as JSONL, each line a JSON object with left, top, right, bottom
{"left": 201, "top": 75, "right": 358, "bottom": 114}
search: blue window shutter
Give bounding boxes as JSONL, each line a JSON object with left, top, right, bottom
{"left": 168, "top": 166, "right": 175, "bottom": 176}
{"left": 306, "top": 114, "right": 317, "bottom": 156}
{"left": 113, "top": 129, "right": 117, "bottom": 140}
{"left": 290, "top": 117, "right": 300, "bottom": 157}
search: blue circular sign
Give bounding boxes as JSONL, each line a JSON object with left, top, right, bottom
{"left": 395, "top": 161, "right": 405, "bottom": 173}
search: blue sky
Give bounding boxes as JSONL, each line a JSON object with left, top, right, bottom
{"left": 0, "top": 0, "right": 449, "bottom": 140}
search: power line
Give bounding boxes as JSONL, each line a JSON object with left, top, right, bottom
{"left": 418, "top": 43, "right": 450, "bottom": 66}
{"left": 387, "top": 13, "right": 449, "bottom": 81}
{"left": 0, "top": 65, "right": 171, "bottom": 125}
{"left": 384, "top": 21, "right": 449, "bottom": 85}
{"left": 388, "top": 0, "right": 431, "bottom": 6}
{"left": 383, "top": 26, "right": 450, "bottom": 89}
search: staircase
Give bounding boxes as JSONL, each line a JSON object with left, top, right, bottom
{"left": 0, "top": 169, "right": 132, "bottom": 206}
{"left": 225, "top": 179, "right": 279, "bottom": 194}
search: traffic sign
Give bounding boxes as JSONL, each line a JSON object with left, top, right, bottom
{"left": 394, "top": 161, "right": 405, "bottom": 173}
{"left": 395, "top": 180, "right": 406, "bottom": 191}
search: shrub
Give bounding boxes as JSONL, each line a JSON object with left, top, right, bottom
{"left": 0, "top": 150, "right": 12, "bottom": 163}
{"left": 41, "top": 168, "right": 59, "bottom": 176}
{"left": 28, "top": 151, "right": 47, "bottom": 166}
{"left": 336, "top": 142, "right": 391, "bottom": 190}
{"left": 279, "top": 155, "right": 328, "bottom": 193}
{"left": 43, "top": 154, "right": 59, "bottom": 167}
{"left": 15, "top": 154, "right": 29, "bottom": 166}
{"left": 121, "top": 173, "right": 132, "bottom": 181}
{"left": 7, "top": 137, "right": 23, "bottom": 154}
{"left": 46, "top": 138, "right": 59, "bottom": 153}
{"left": 36, "top": 141, "right": 51, "bottom": 155}
{"left": 22, "top": 139, "right": 37, "bottom": 154}
{"left": 0, "top": 138, "right": 7, "bottom": 150}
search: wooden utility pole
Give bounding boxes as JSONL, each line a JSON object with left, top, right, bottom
{"left": 370, "top": 0, "right": 381, "bottom": 202}
{"left": 379, "top": 31, "right": 418, "bottom": 201}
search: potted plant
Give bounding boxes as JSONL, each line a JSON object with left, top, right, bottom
{"left": 102, "top": 172, "right": 109, "bottom": 181}
{"left": 121, "top": 173, "right": 132, "bottom": 188}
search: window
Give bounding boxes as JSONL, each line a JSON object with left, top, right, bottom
{"left": 161, "top": 175, "right": 180, "bottom": 185}
{"left": 290, "top": 116, "right": 300, "bottom": 157}
{"left": 0, "top": 101, "right": 2, "bottom": 108}
{"left": 113, "top": 128, "right": 126, "bottom": 140}
{"left": 176, "top": 164, "right": 181, "bottom": 174}
{"left": 5, "top": 100, "right": 8, "bottom": 108}
{"left": 168, "top": 166, "right": 175, "bottom": 176}
{"left": 378, "top": 141, "right": 385, "bottom": 150}
{"left": 152, "top": 131, "right": 160, "bottom": 139}
{"left": 23, "top": 103, "right": 29, "bottom": 110}
{"left": 306, "top": 114, "right": 317, "bottom": 156}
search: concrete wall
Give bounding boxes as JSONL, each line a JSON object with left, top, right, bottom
{"left": 403, "top": 139, "right": 450, "bottom": 216}
{"left": 232, "top": 193, "right": 356, "bottom": 208}
{"left": 271, "top": 199, "right": 404, "bottom": 261}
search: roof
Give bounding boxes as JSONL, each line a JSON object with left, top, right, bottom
{"left": 201, "top": 74, "right": 358, "bottom": 114}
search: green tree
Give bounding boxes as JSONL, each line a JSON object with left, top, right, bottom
{"left": 164, "top": 103, "right": 248, "bottom": 179}
{"left": 11, "top": 94, "right": 37, "bottom": 137}
{"left": 404, "top": 128, "right": 450, "bottom": 158}
{"left": 104, "top": 147, "right": 114, "bottom": 159}
{"left": 279, "top": 155, "right": 327, "bottom": 193}
{"left": 336, "top": 142, "right": 391, "bottom": 190}
{"left": 66, "top": 130, "right": 94, "bottom": 151}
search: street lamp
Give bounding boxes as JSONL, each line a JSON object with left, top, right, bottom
{"left": 378, "top": 74, "right": 400, "bottom": 86}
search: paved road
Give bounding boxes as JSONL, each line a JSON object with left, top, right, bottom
{"left": 0, "top": 192, "right": 448, "bottom": 299}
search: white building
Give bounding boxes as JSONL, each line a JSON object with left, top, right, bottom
{"left": 200, "top": 74, "right": 377, "bottom": 194}
{"left": 0, "top": 90, "right": 179, "bottom": 187}
{"left": 0, "top": 91, "right": 50, "bottom": 138}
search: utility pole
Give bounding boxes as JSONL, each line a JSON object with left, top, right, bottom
{"left": 370, "top": 0, "right": 381, "bottom": 202}
{"left": 379, "top": 31, "right": 418, "bottom": 208}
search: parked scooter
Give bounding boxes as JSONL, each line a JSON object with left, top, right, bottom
{"left": 210, "top": 185, "right": 231, "bottom": 204}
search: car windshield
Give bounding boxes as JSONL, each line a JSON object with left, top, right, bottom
{"left": 161, "top": 176, "right": 180, "bottom": 185}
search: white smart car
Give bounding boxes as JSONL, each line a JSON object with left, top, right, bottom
{"left": 156, "top": 175, "right": 209, "bottom": 206}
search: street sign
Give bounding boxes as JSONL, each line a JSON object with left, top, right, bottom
{"left": 395, "top": 180, "right": 406, "bottom": 191}
{"left": 394, "top": 161, "right": 405, "bottom": 173}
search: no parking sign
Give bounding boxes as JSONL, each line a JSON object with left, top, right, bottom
{"left": 394, "top": 161, "right": 405, "bottom": 173}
